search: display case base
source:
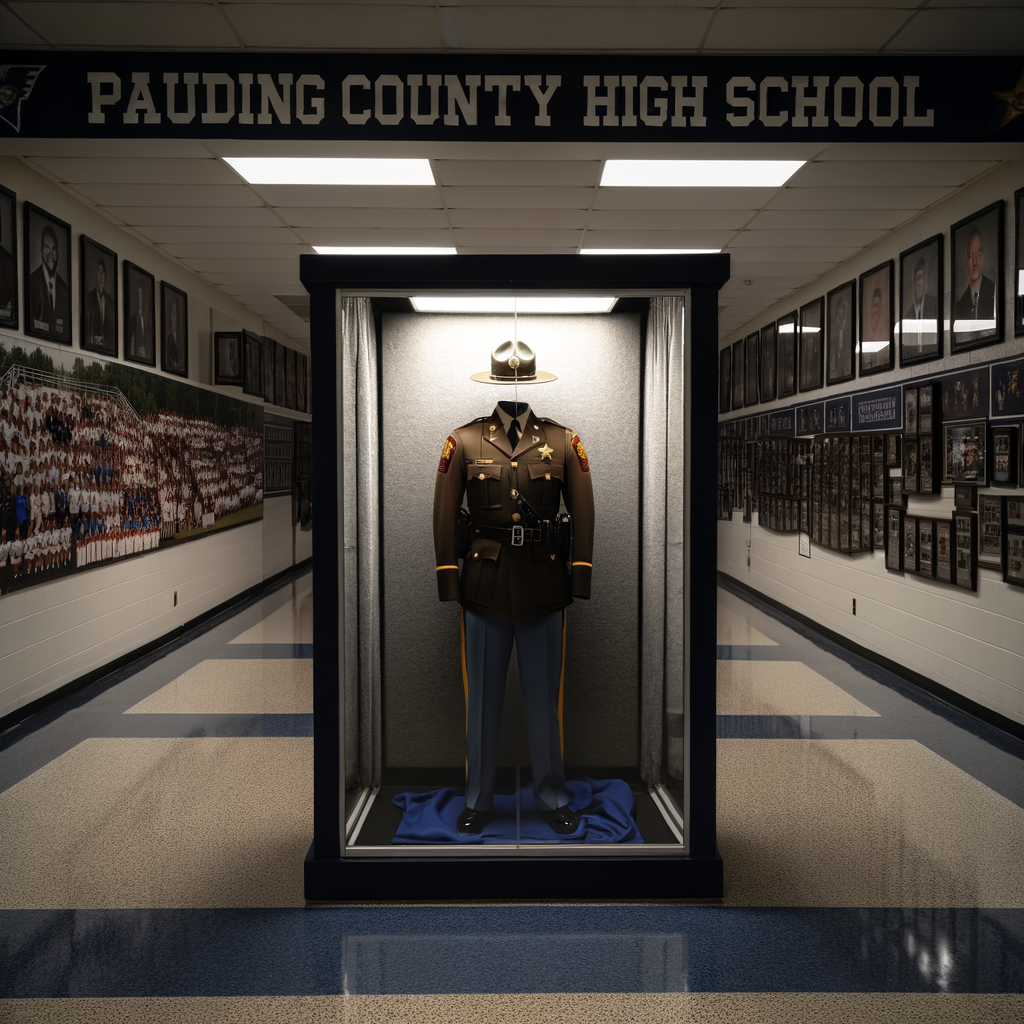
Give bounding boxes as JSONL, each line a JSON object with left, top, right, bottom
{"left": 304, "top": 843, "right": 724, "bottom": 901}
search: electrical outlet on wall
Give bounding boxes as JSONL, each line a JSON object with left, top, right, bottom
{"left": 853, "top": 598, "right": 856, "bottom": 615}
{"left": 174, "top": 591, "right": 178, "bottom": 607}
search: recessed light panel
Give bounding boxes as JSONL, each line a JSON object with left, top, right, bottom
{"left": 581, "top": 248, "right": 720, "bottom": 255}
{"left": 600, "top": 160, "right": 805, "bottom": 188}
{"left": 410, "top": 296, "right": 616, "bottom": 314}
{"left": 314, "top": 246, "right": 456, "bottom": 255}
{"left": 224, "top": 157, "right": 435, "bottom": 186}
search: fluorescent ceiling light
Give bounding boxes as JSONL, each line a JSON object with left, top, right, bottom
{"left": 581, "top": 248, "right": 720, "bottom": 255}
{"left": 224, "top": 157, "right": 435, "bottom": 186}
{"left": 410, "top": 296, "right": 617, "bottom": 314}
{"left": 314, "top": 246, "right": 456, "bottom": 255}
{"left": 600, "top": 160, "right": 805, "bottom": 188}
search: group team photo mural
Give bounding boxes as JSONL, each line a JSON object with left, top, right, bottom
{"left": 0, "top": 340, "right": 264, "bottom": 595}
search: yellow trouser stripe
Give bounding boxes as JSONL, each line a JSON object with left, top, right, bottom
{"left": 558, "top": 609, "right": 566, "bottom": 756}
{"left": 437, "top": 565, "right": 459, "bottom": 571}
{"left": 571, "top": 561, "right": 592, "bottom": 567}
{"left": 461, "top": 608, "right": 469, "bottom": 778}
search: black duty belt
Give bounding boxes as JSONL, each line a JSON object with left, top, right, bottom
{"left": 471, "top": 523, "right": 546, "bottom": 547}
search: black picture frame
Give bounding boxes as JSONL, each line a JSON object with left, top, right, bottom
{"left": 920, "top": 434, "right": 937, "bottom": 495}
{"left": 826, "top": 279, "right": 856, "bottom": 386}
{"left": 898, "top": 234, "right": 943, "bottom": 367}
{"left": 798, "top": 297, "right": 824, "bottom": 393}
{"left": 275, "top": 340, "right": 287, "bottom": 407}
{"left": 918, "top": 518, "right": 935, "bottom": 578}
{"left": 123, "top": 261, "right": 156, "bottom": 367}
{"left": 954, "top": 484, "right": 978, "bottom": 510}
{"left": 160, "top": 281, "right": 188, "bottom": 378}
{"left": 941, "top": 369, "right": 988, "bottom": 422}
{"left": 886, "top": 506, "right": 903, "bottom": 571}
{"left": 285, "top": 347, "right": 297, "bottom": 409}
{"left": 242, "top": 329, "right": 263, "bottom": 397}
{"left": 903, "top": 438, "right": 919, "bottom": 495}
{"left": 719, "top": 347, "right": 732, "bottom": 414}
{"left": 1004, "top": 498, "right": 1024, "bottom": 588}
{"left": 1015, "top": 187, "right": 1024, "bottom": 337}
{"left": 904, "top": 386, "right": 919, "bottom": 438}
{"left": 731, "top": 339, "right": 744, "bottom": 409}
{"left": 776, "top": 311, "right": 797, "bottom": 399}
{"left": 954, "top": 511, "right": 978, "bottom": 591}
{"left": 990, "top": 423, "right": 1019, "bottom": 488}
{"left": 978, "top": 492, "right": 1002, "bottom": 571}
{"left": 992, "top": 358, "right": 1024, "bottom": 419}
{"left": 943, "top": 418, "right": 987, "bottom": 486}
{"left": 214, "top": 331, "right": 243, "bottom": 387}
{"left": 951, "top": 200, "right": 1004, "bottom": 353}
{"left": 23, "top": 201, "right": 72, "bottom": 345}
{"left": 0, "top": 183, "right": 18, "bottom": 330}
{"left": 759, "top": 321, "right": 777, "bottom": 402}
{"left": 903, "top": 514, "right": 918, "bottom": 573}
{"left": 872, "top": 498, "right": 885, "bottom": 550}
{"left": 262, "top": 335, "right": 276, "bottom": 404}
{"left": 886, "top": 434, "right": 901, "bottom": 468}
{"left": 936, "top": 517, "right": 953, "bottom": 583}
{"left": 744, "top": 330, "right": 759, "bottom": 407}
{"left": 859, "top": 259, "right": 894, "bottom": 376}
{"left": 79, "top": 235, "right": 117, "bottom": 358}
{"left": 297, "top": 353, "right": 308, "bottom": 413}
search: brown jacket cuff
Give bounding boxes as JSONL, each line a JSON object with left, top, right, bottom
{"left": 571, "top": 562, "right": 592, "bottom": 599}
{"left": 436, "top": 566, "right": 461, "bottom": 601}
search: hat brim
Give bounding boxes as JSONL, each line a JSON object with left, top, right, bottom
{"left": 470, "top": 370, "right": 558, "bottom": 385}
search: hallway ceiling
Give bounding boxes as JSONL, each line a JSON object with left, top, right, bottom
{"left": 1, "top": 1, "right": 1018, "bottom": 346}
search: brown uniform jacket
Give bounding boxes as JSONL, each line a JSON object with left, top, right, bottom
{"left": 433, "top": 409, "right": 594, "bottom": 619}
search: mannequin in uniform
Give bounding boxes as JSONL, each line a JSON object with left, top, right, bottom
{"left": 433, "top": 341, "right": 594, "bottom": 836}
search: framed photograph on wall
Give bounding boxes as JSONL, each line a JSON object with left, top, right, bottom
{"left": 943, "top": 419, "right": 987, "bottom": 486}
{"left": 0, "top": 183, "right": 18, "bottom": 329}
{"left": 872, "top": 499, "right": 885, "bottom": 550}
{"left": 936, "top": 518, "right": 953, "bottom": 583}
{"left": 798, "top": 297, "right": 824, "bottom": 392}
{"left": 760, "top": 321, "right": 777, "bottom": 402}
{"left": 899, "top": 234, "right": 943, "bottom": 367}
{"left": 992, "top": 358, "right": 1024, "bottom": 419}
{"left": 285, "top": 347, "right": 296, "bottom": 409}
{"left": 918, "top": 518, "right": 935, "bottom": 578}
{"left": 242, "top": 329, "right": 263, "bottom": 397}
{"left": 79, "top": 236, "right": 117, "bottom": 358}
{"left": 954, "top": 485, "right": 978, "bottom": 510}
{"left": 978, "top": 493, "right": 1002, "bottom": 571}
{"left": 731, "top": 339, "right": 744, "bottom": 409}
{"left": 719, "top": 347, "right": 732, "bottom": 414}
{"left": 920, "top": 435, "right": 937, "bottom": 494}
{"left": 990, "top": 423, "right": 1019, "bottom": 487}
{"left": 215, "top": 331, "right": 243, "bottom": 387}
{"left": 826, "top": 280, "right": 856, "bottom": 386}
{"left": 23, "top": 201, "right": 71, "bottom": 344}
{"left": 1004, "top": 498, "right": 1024, "bottom": 588}
{"left": 262, "top": 335, "right": 276, "bottom": 404}
{"left": 951, "top": 200, "right": 1004, "bottom": 353}
{"left": 123, "top": 261, "right": 156, "bottom": 367}
{"left": 903, "top": 515, "right": 918, "bottom": 573}
{"left": 744, "top": 330, "right": 759, "bottom": 406}
{"left": 1015, "top": 187, "right": 1024, "bottom": 337}
{"left": 161, "top": 282, "right": 188, "bottom": 378}
{"left": 903, "top": 439, "right": 919, "bottom": 495}
{"left": 275, "top": 340, "right": 287, "bottom": 407}
{"left": 777, "top": 311, "right": 797, "bottom": 399}
{"left": 954, "top": 511, "right": 977, "bottom": 591}
{"left": 886, "top": 434, "right": 901, "bottom": 468}
{"left": 859, "top": 260, "right": 894, "bottom": 376}
{"left": 904, "top": 386, "right": 919, "bottom": 438}
{"left": 886, "top": 506, "right": 903, "bottom": 571}
{"left": 297, "top": 353, "right": 308, "bottom": 413}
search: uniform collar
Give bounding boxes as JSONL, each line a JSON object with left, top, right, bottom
{"left": 484, "top": 405, "right": 547, "bottom": 459}
{"left": 494, "top": 402, "right": 532, "bottom": 436}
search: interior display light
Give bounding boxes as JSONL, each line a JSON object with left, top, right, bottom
{"left": 314, "top": 246, "right": 457, "bottom": 255}
{"left": 410, "top": 296, "right": 617, "bottom": 314}
{"left": 224, "top": 157, "right": 436, "bottom": 186}
{"left": 581, "top": 248, "right": 720, "bottom": 255}
{"left": 600, "top": 159, "right": 805, "bottom": 188}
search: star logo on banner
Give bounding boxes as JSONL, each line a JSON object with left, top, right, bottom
{"left": 991, "top": 67, "right": 1024, "bottom": 128}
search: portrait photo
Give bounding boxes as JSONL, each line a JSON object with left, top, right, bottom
{"left": 744, "top": 330, "right": 759, "bottom": 406}
{"left": 899, "top": 234, "right": 943, "bottom": 367}
{"left": 760, "top": 321, "right": 777, "bottom": 402}
{"left": 798, "top": 297, "right": 823, "bottom": 393}
{"left": 243, "top": 329, "right": 263, "bottom": 397}
{"left": 23, "top": 202, "right": 71, "bottom": 344}
{"left": 161, "top": 282, "right": 188, "bottom": 378}
{"left": 262, "top": 335, "right": 276, "bottom": 404}
{"left": 0, "top": 183, "right": 17, "bottom": 329}
{"left": 215, "top": 331, "right": 243, "bottom": 387}
{"left": 777, "top": 311, "right": 797, "bottom": 399}
{"left": 951, "top": 200, "right": 1004, "bottom": 352}
{"left": 123, "top": 262, "right": 156, "bottom": 367}
{"left": 859, "top": 260, "right": 893, "bottom": 376}
{"left": 1014, "top": 186, "right": 1023, "bottom": 337}
{"left": 826, "top": 279, "right": 856, "bottom": 386}
{"left": 992, "top": 357, "right": 1024, "bottom": 417}
{"left": 731, "top": 339, "right": 744, "bottom": 409}
{"left": 79, "top": 236, "right": 117, "bottom": 358}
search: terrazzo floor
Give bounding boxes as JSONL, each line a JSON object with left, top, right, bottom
{"left": 2, "top": 569, "right": 1022, "bottom": 1021}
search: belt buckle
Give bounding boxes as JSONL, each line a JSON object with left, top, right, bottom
{"left": 511, "top": 524, "right": 524, "bottom": 547}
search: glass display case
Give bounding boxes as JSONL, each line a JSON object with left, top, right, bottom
{"left": 301, "top": 254, "right": 728, "bottom": 899}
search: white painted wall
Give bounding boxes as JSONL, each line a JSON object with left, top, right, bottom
{"left": 0, "top": 158, "right": 312, "bottom": 721}
{"left": 719, "top": 161, "right": 1024, "bottom": 729}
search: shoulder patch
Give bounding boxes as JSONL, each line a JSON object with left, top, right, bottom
{"left": 437, "top": 435, "right": 458, "bottom": 474}
{"left": 571, "top": 434, "right": 590, "bottom": 473}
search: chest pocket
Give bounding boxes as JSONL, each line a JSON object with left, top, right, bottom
{"left": 527, "top": 462, "right": 564, "bottom": 510}
{"left": 466, "top": 464, "right": 503, "bottom": 510}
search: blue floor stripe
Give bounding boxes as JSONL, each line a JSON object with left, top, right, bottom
{"left": 2, "top": 907, "right": 1021, "bottom": 997}
{"left": 213, "top": 644, "right": 314, "bottom": 659}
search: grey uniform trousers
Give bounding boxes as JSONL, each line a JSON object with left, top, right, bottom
{"left": 463, "top": 606, "right": 571, "bottom": 814}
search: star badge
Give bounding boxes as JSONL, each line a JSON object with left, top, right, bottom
{"left": 538, "top": 444, "right": 554, "bottom": 461}
{"left": 992, "top": 68, "right": 1024, "bottom": 129}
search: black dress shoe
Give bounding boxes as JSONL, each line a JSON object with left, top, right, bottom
{"left": 541, "top": 805, "right": 582, "bottom": 835}
{"left": 457, "top": 805, "right": 493, "bottom": 835}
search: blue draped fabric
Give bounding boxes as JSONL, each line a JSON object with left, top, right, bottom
{"left": 392, "top": 778, "right": 643, "bottom": 845}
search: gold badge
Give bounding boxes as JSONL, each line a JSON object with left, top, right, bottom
{"left": 538, "top": 444, "right": 554, "bottom": 461}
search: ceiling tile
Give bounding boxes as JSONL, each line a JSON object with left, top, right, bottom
{"left": 729, "top": 229, "right": 888, "bottom": 248}
{"left": 747, "top": 210, "right": 917, "bottom": 230}
{"left": 444, "top": 186, "right": 593, "bottom": 209}
{"left": 593, "top": 187, "right": 778, "bottom": 210}
{"left": 252, "top": 185, "right": 442, "bottom": 208}
{"left": 790, "top": 161, "right": 998, "bottom": 189}
{"left": 9, "top": 2, "right": 239, "bottom": 47}
{"left": 434, "top": 160, "right": 600, "bottom": 187}
{"left": 703, "top": 7, "right": 908, "bottom": 50}
{"left": 139, "top": 226, "right": 303, "bottom": 244}
{"left": 106, "top": 207, "right": 284, "bottom": 227}
{"left": 722, "top": 274, "right": 822, "bottom": 290}
{"left": 187, "top": 259, "right": 302, "bottom": 274}
{"left": 587, "top": 210, "right": 753, "bottom": 231}
{"left": 729, "top": 261, "right": 840, "bottom": 278}
{"left": 69, "top": 184, "right": 262, "bottom": 208}
{"left": 449, "top": 209, "right": 587, "bottom": 229}
{"left": 28, "top": 158, "right": 240, "bottom": 186}
{"left": 222, "top": 3, "right": 445, "bottom": 48}
{"left": 724, "top": 246, "right": 860, "bottom": 263}
{"left": 438, "top": 5, "right": 712, "bottom": 50}
{"left": 273, "top": 208, "right": 449, "bottom": 228}
{"left": 452, "top": 228, "right": 583, "bottom": 247}
{"left": 0, "top": 6, "right": 47, "bottom": 44}
{"left": 456, "top": 246, "right": 580, "bottom": 255}
{"left": 202, "top": 272, "right": 304, "bottom": 287}
{"left": 766, "top": 187, "right": 954, "bottom": 210}
{"left": 162, "top": 243, "right": 310, "bottom": 260}
{"left": 580, "top": 229, "right": 734, "bottom": 248}
{"left": 291, "top": 228, "right": 455, "bottom": 247}
{"left": 886, "top": 7, "right": 1024, "bottom": 51}
{"left": 4, "top": 140, "right": 216, "bottom": 159}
